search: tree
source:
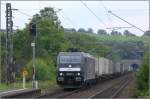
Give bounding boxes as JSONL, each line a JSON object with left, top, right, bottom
{"left": 65, "top": 32, "right": 111, "bottom": 57}
{"left": 78, "top": 28, "right": 86, "bottom": 33}
{"left": 31, "top": 7, "right": 67, "bottom": 58}
{"left": 71, "top": 28, "right": 76, "bottom": 32}
{"left": 123, "top": 30, "right": 136, "bottom": 36}
{"left": 64, "top": 28, "right": 76, "bottom": 32}
{"left": 111, "top": 30, "right": 121, "bottom": 36}
{"left": 143, "top": 30, "right": 150, "bottom": 36}
{"left": 87, "top": 28, "right": 93, "bottom": 33}
{"left": 97, "top": 29, "right": 107, "bottom": 35}
{"left": 26, "top": 58, "right": 55, "bottom": 80}
{"left": 11, "top": 7, "right": 68, "bottom": 79}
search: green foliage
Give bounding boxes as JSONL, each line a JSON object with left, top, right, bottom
{"left": 0, "top": 7, "right": 66, "bottom": 82}
{"left": 123, "top": 30, "right": 136, "bottom": 36}
{"left": 135, "top": 53, "right": 149, "bottom": 97}
{"left": 26, "top": 58, "right": 55, "bottom": 81}
{"left": 143, "top": 30, "right": 150, "bottom": 36}
{"left": 97, "top": 29, "right": 108, "bottom": 35}
{"left": 13, "top": 29, "right": 32, "bottom": 66}
{"left": 65, "top": 32, "right": 111, "bottom": 57}
{"left": 88, "top": 33, "right": 149, "bottom": 43}
{"left": 86, "top": 33, "right": 147, "bottom": 59}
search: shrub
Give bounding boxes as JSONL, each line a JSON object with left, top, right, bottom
{"left": 26, "top": 58, "right": 55, "bottom": 81}
{"left": 135, "top": 53, "right": 149, "bottom": 97}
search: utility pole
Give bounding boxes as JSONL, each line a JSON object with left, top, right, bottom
{"left": 5, "top": 3, "right": 17, "bottom": 84}
{"left": 0, "top": 0, "right": 2, "bottom": 84}
{"left": 32, "top": 37, "right": 36, "bottom": 88}
{"left": 6, "top": 3, "right": 13, "bottom": 84}
{"left": 149, "top": 0, "right": 150, "bottom": 97}
{"left": 108, "top": 11, "right": 145, "bottom": 33}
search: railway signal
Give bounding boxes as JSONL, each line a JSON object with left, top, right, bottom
{"left": 29, "top": 22, "right": 36, "bottom": 37}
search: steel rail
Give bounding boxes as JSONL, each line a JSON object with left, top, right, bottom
{"left": 110, "top": 78, "right": 131, "bottom": 98}
{"left": 89, "top": 78, "right": 131, "bottom": 98}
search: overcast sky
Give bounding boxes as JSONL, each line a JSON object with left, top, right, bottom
{"left": 1, "top": 1, "right": 149, "bottom": 36}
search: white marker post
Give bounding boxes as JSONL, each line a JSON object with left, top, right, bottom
{"left": 22, "top": 68, "right": 28, "bottom": 89}
{"left": 23, "top": 75, "right": 26, "bottom": 89}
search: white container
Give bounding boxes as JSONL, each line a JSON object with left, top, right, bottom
{"left": 113, "top": 62, "right": 121, "bottom": 73}
{"left": 108, "top": 60, "right": 113, "bottom": 74}
{"left": 95, "top": 57, "right": 111, "bottom": 76}
{"left": 94, "top": 57, "right": 99, "bottom": 76}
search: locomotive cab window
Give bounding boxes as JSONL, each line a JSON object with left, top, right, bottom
{"left": 59, "top": 55, "right": 81, "bottom": 64}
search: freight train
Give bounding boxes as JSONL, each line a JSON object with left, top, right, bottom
{"left": 56, "top": 51, "right": 129, "bottom": 89}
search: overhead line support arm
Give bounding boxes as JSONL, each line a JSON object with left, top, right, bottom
{"left": 108, "top": 11, "right": 145, "bottom": 33}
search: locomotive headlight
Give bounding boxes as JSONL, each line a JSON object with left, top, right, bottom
{"left": 77, "top": 73, "right": 80, "bottom": 76}
{"left": 75, "top": 77, "right": 81, "bottom": 81}
{"left": 59, "top": 73, "right": 63, "bottom": 76}
{"left": 58, "top": 77, "right": 64, "bottom": 81}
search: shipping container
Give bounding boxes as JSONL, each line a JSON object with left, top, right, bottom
{"left": 108, "top": 60, "right": 113, "bottom": 74}
{"left": 95, "top": 57, "right": 111, "bottom": 76}
{"left": 113, "top": 62, "right": 121, "bottom": 73}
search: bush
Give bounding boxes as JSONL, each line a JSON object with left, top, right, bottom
{"left": 135, "top": 53, "right": 149, "bottom": 97}
{"left": 26, "top": 58, "right": 55, "bottom": 81}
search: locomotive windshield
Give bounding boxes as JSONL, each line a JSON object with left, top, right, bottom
{"left": 59, "top": 55, "right": 81, "bottom": 63}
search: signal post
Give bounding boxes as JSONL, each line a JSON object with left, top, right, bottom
{"left": 29, "top": 22, "right": 37, "bottom": 89}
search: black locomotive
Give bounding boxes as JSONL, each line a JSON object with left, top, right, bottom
{"left": 56, "top": 52, "right": 95, "bottom": 88}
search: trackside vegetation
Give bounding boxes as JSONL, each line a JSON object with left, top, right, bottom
{"left": 135, "top": 52, "right": 149, "bottom": 97}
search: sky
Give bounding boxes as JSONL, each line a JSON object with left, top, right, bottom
{"left": 1, "top": 1, "right": 149, "bottom": 36}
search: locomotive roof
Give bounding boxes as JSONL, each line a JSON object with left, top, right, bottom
{"left": 58, "top": 52, "right": 94, "bottom": 58}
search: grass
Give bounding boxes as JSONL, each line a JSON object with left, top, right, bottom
{"left": 0, "top": 80, "right": 57, "bottom": 91}
{"left": 0, "top": 82, "right": 24, "bottom": 91}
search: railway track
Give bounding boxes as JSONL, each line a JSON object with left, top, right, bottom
{"left": 89, "top": 76, "right": 132, "bottom": 98}
{"left": 36, "top": 73, "right": 132, "bottom": 98}
{"left": 37, "top": 88, "right": 83, "bottom": 98}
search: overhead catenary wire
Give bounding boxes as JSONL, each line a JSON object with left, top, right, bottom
{"left": 100, "top": 2, "right": 146, "bottom": 33}
{"left": 59, "top": 10, "right": 76, "bottom": 29}
{"left": 100, "top": 1, "right": 114, "bottom": 28}
{"left": 58, "top": 12, "right": 75, "bottom": 29}
{"left": 16, "top": 9, "right": 76, "bottom": 30}
{"left": 100, "top": 1, "right": 125, "bottom": 32}
{"left": 80, "top": 0, "right": 107, "bottom": 27}
{"left": 15, "top": 10, "right": 32, "bottom": 18}
{"left": 106, "top": 26, "right": 133, "bottom": 30}
{"left": 2, "top": 3, "right": 77, "bottom": 30}
{"left": 1, "top": 3, "right": 32, "bottom": 18}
